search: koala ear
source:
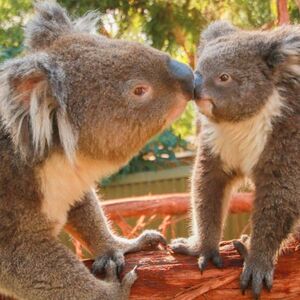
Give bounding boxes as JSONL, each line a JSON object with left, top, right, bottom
{"left": 201, "top": 21, "right": 238, "bottom": 43}
{"left": 264, "top": 30, "right": 300, "bottom": 75}
{"left": 25, "top": 1, "right": 101, "bottom": 50}
{"left": 25, "top": 1, "right": 72, "bottom": 50}
{"left": 0, "top": 54, "right": 77, "bottom": 162}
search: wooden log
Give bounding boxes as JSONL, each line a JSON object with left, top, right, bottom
{"left": 1, "top": 240, "right": 299, "bottom": 299}
{"left": 102, "top": 192, "right": 254, "bottom": 220}
{"left": 84, "top": 240, "right": 300, "bottom": 299}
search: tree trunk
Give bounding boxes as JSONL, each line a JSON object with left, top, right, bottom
{"left": 277, "top": 0, "right": 290, "bottom": 25}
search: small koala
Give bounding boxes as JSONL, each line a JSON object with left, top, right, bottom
{"left": 171, "top": 21, "right": 300, "bottom": 298}
{"left": 0, "top": 2, "right": 194, "bottom": 300}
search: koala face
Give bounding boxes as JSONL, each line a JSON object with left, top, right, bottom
{"left": 0, "top": 2, "right": 193, "bottom": 165}
{"left": 52, "top": 35, "right": 193, "bottom": 162}
{"left": 194, "top": 21, "right": 300, "bottom": 123}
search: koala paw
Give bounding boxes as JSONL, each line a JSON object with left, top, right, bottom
{"left": 170, "top": 236, "right": 222, "bottom": 271}
{"left": 134, "top": 230, "right": 167, "bottom": 251}
{"left": 92, "top": 230, "right": 166, "bottom": 277}
{"left": 233, "top": 238, "right": 274, "bottom": 299}
{"left": 92, "top": 250, "right": 125, "bottom": 277}
{"left": 104, "top": 260, "right": 138, "bottom": 300}
{"left": 198, "top": 249, "right": 223, "bottom": 272}
{"left": 170, "top": 236, "right": 201, "bottom": 256}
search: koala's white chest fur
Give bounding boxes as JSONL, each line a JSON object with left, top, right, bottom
{"left": 38, "top": 153, "right": 118, "bottom": 235}
{"left": 201, "top": 90, "right": 284, "bottom": 175}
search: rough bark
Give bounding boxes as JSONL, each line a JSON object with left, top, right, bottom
{"left": 88, "top": 240, "right": 300, "bottom": 300}
{"left": 1, "top": 241, "right": 299, "bottom": 299}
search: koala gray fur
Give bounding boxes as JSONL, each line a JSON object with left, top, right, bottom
{"left": 171, "top": 21, "right": 300, "bottom": 299}
{"left": 0, "top": 2, "right": 193, "bottom": 299}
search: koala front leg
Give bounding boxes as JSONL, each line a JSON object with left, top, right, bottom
{"left": 170, "top": 146, "right": 235, "bottom": 271}
{"left": 234, "top": 160, "right": 299, "bottom": 299}
{"left": 0, "top": 219, "right": 137, "bottom": 300}
{"left": 66, "top": 190, "right": 166, "bottom": 276}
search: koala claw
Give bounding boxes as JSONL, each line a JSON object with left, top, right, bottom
{"left": 233, "top": 235, "right": 250, "bottom": 260}
{"left": 198, "top": 250, "right": 223, "bottom": 272}
{"left": 104, "top": 260, "right": 138, "bottom": 300}
{"left": 234, "top": 238, "right": 274, "bottom": 299}
{"left": 240, "top": 262, "right": 274, "bottom": 299}
{"left": 92, "top": 250, "right": 125, "bottom": 278}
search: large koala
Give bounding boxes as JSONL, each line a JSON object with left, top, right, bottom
{"left": 0, "top": 2, "right": 193, "bottom": 300}
{"left": 171, "top": 21, "right": 300, "bottom": 299}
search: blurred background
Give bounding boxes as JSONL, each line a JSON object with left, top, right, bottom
{"left": 1, "top": 0, "right": 299, "bottom": 255}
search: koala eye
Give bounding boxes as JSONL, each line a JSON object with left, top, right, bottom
{"left": 218, "top": 73, "right": 231, "bottom": 82}
{"left": 133, "top": 86, "right": 148, "bottom": 96}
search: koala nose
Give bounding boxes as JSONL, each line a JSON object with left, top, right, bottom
{"left": 194, "top": 72, "right": 203, "bottom": 99}
{"left": 168, "top": 59, "right": 194, "bottom": 99}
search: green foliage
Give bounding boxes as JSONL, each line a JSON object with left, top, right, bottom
{"left": 220, "top": 0, "right": 275, "bottom": 28}
{"left": 0, "top": 0, "right": 32, "bottom": 61}
{"left": 101, "top": 129, "right": 187, "bottom": 185}
{"left": 0, "top": 45, "right": 23, "bottom": 62}
{"left": 289, "top": 0, "right": 300, "bottom": 23}
{"left": 172, "top": 102, "right": 196, "bottom": 138}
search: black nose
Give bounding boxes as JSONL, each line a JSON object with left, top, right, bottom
{"left": 168, "top": 59, "right": 194, "bottom": 98}
{"left": 194, "top": 72, "right": 203, "bottom": 99}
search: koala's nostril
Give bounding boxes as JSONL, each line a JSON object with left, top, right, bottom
{"left": 194, "top": 72, "right": 203, "bottom": 99}
{"left": 168, "top": 59, "right": 194, "bottom": 98}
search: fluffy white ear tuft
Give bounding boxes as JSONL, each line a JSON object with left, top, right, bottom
{"left": 0, "top": 53, "right": 77, "bottom": 162}
{"left": 73, "top": 11, "right": 102, "bottom": 35}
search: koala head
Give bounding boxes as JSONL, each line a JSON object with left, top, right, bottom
{"left": 0, "top": 2, "right": 193, "bottom": 165}
{"left": 194, "top": 21, "right": 300, "bottom": 122}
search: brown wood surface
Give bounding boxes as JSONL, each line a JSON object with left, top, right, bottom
{"left": 277, "top": 0, "right": 290, "bottom": 25}
{"left": 1, "top": 240, "right": 299, "bottom": 299}
{"left": 91, "top": 240, "right": 299, "bottom": 300}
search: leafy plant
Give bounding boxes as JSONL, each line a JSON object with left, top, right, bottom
{"left": 101, "top": 129, "right": 188, "bottom": 185}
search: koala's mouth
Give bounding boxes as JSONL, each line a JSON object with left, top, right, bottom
{"left": 195, "top": 98, "right": 214, "bottom": 118}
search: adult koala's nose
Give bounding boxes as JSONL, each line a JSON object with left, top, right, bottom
{"left": 194, "top": 72, "right": 203, "bottom": 100}
{"left": 168, "top": 59, "right": 194, "bottom": 99}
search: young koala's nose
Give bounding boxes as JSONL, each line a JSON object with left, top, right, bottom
{"left": 168, "top": 59, "right": 194, "bottom": 99}
{"left": 194, "top": 72, "right": 203, "bottom": 99}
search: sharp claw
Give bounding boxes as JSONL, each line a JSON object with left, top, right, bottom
{"left": 122, "top": 266, "right": 138, "bottom": 287}
{"left": 233, "top": 240, "right": 248, "bottom": 260}
{"left": 198, "top": 256, "right": 208, "bottom": 272}
{"left": 117, "top": 264, "right": 124, "bottom": 279}
{"left": 132, "top": 265, "right": 138, "bottom": 272}
{"left": 240, "top": 278, "right": 250, "bottom": 292}
{"left": 264, "top": 270, "right": 274, "bottom": 291}
{"left": 92, "top": 256, "right": 109, "bottom": 275}
{"left": 253, "top": 290, "right": 262, "bottom": 300}
{"left": 212, "top": 254, "right": 223, "bottom": 268}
